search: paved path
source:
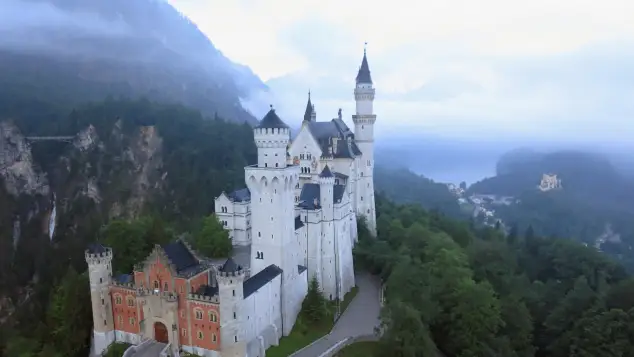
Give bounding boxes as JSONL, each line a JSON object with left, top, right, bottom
{"left": 129, "top": 342, "right": 166, "bottom": 357}
{"left": 292, "top": 273, "right": 381, "bottom": 357}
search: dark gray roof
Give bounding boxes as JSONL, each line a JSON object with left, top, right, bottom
{"left": 306, "top": 119, "right": 361, "bottom": 159}
{"left": 227, "top": 188, "right": 251, "bottom": 202}
{"left": 220, "top": 258, "right": 242, "bottom": 273}
{"left": 334, "top": 172, "right": 348, "bottom": 180}
{"left": 115, "top": 274, "right": 133, "bottom": 284}
{"left": 87, "top": 243, "right": 107, "bottom": 254}
{"left": 356, "top": 50, "right": 373, "bottom": 84}
{"left": 304, "top": 92, "right": 313, "bottom": 122}
{"left": 298, "top": 183, "right": 347, "bottom": 210}
{"left": 298, "top": 265, "right": 307, "bottom": 274}
{"left": 295, "top": 215, "right": 304, "bottom": 230}
{"left": 319, "top": 165, "right": 334, "bottom": 178}
{"left": 256, "top": 108, "right": 289, "bottom": 129}
{"left": 196, "top": 285, "right": 218, "bottom": 297}
{"left": 162, "top": 241, "right": 199, "bottom": 273}
{"left": 243, "top": 264, "right": 283, "bottom": 298}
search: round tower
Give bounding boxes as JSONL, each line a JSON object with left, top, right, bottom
{"left": 216, "top": 258, "right": 248, "bottom": 357}
{"left": 254, "top": 106, "right": 290, "bottom": 169}
{"left": 85, "top": 244, "right": 115, "bottom": 356}
{"left": 352, "top": 45, "right": 377, "bottom": 235}
{"left": 319, "top": 166, "right": 338, "bottom": 300}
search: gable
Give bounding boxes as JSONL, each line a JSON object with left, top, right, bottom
{"left": 289, "top": 123, "right": 322, "bottom": 160}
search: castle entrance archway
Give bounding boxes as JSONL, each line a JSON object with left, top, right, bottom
{"left": 154, "top": 322, "right": 169, "bottom": 343}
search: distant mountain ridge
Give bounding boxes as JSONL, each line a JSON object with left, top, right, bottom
{"left": 0, "top": 0, "right": 267, "bottom": 124}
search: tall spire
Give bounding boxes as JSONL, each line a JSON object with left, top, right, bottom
{"left": 303, "top": 90, "right": 313, "bottom": 122}
{"left": 356, "top": 42, "right": 372, "bottom": 84}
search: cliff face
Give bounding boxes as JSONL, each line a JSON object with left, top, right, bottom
{"left": 0, "top": 120, "right": 166, "bottom": 322}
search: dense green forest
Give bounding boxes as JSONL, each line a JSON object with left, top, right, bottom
{"left": 467, "top": 149, "right": 634, "bottom": 270}
{"left": 374, "top": 167, "right": 465, "bottom": 219}
{"left": 355, "top": 194, "right": 634, "bottom": 357}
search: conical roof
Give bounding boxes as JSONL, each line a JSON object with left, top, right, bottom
{"left": 220, "top": 257, "right": 242, "bottom": 273}
{"left": 303, "top": 91, "right": 313, "bottom": 122}
{"left": 355, "top": 49, "right": 373, "bottom": 84}
{"left": 319, "top": 165, "right": 334, "bottom": 178}
{"left": 256, "top": 106, "right": 289, "bottom": 129}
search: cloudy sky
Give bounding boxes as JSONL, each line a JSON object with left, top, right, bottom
{"left": 170, "top": 0, "right": 634, "bottom": 145}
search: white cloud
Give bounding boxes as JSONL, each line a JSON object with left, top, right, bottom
{"left": 169, "top": 0, "right": 634, "bottom": 144}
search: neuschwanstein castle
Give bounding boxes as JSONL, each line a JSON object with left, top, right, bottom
{"left": 85, "top": 48, "right": 378, "bottom": 357}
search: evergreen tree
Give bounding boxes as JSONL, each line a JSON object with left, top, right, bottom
{"left": 301, "top": 276, "right": 329, "bottom": 323}
{"left": 191, "top": 215, "right": 232, "bottom": 258}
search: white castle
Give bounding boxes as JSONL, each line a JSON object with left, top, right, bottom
{"left": 85, "top": 49, "right": 377, "bottom": 357}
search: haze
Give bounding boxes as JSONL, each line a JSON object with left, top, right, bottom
{"left": 170, "top": 0, "right": 634, "bottom": 147}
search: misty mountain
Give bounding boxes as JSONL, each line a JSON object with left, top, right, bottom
{"left": 0, "top": 0, "right": 267, "bottom": 124}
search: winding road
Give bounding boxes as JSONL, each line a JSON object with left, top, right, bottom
{"left": 291, "top": 273, "right": 382, "bottom": 357}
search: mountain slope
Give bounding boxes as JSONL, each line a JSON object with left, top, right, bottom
{"left": 0, "top": 0, "right": 267, "bottom": 124}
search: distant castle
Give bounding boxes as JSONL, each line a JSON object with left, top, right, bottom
{"left": 538, "top": 173, "right": 562, "bottom": 191}
{"left": 86, "top": 48, "right": 378, "bottom": 357}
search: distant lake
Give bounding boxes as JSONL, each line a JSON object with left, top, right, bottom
{"left": 409, "top": 163, "right": 497, "bottom": 186}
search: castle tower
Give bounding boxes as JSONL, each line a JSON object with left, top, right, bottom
{"left": 318, "top": 166, "right": 338, "bottom": 300}
{"left": 245, "top": 106, "right": 305, "bottom": 335}
{"left": 85, "top": 244, "right": 115, "bottom": 356}
{"left": 216, "top": 258, "right": 247, "bottom": 357}
{"left": 352, "top": 45, "right": 377, "bottom": 235}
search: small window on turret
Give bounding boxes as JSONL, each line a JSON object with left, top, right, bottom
{"left": 234, "top": 336, "right": 238, "bottom": 342}
{"left": 233, "top": 290, "right": 235, "bottom": 297}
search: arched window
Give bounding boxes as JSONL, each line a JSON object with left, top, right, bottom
{"left": 127, "top": 296, "right": 135, "bottom": 307}
{"left": 114, "top": 294, "right": 123, "bottom": 305}
{"left": 209, "top": 311, "right": 218, "bottom": 323}
{"left": 129, "top": 317, "right": 136, "bottom": 326}
{"left": 195, "top": 308, "right": 203, "bottom": 320}
{"left": 197, "top": 331, "right": 204, "bottom": 340}
{"left": 154, "top": 281, "right": 159, "bottom": 289}
{"left": 164, "top": 282, "right": 168, "bottom": 291}
{"left": 212, "top": 333, "right": 217, "bottom": 342}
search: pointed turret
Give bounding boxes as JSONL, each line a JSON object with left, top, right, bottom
{"left": 303, "top": 91, "right": 313, "bottom": 122}
{"left": 355, "top": 46, "right": 373, "bottom": 84}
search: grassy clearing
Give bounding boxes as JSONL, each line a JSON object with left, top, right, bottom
{"left": 266, "top": 286, "right": 360, "bottom": 357}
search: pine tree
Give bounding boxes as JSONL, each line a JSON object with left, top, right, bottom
{"left": 302, "top": 276, "right": 328, "bottom": 323}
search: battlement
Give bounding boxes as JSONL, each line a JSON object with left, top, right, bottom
{"left": 112, "top": 281, "right": 135, "bottom": 290}
{"left": 217, "top": 268, "right": 248, "bottom": 279}
{"left": 137, "top": 288, "right": 178, "bottom": 302}
{"left": 85, "top": 247, "right": 113, "bottom": 264}
{"left": 188, "top": 293, "right": 220, "bottom": 304}
{"left": 319, "top": 176, "right": 335, "bottom": 185}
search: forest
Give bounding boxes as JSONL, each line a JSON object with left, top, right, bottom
{"left": 354, "top": 194, "right": 634, "bottom": 357}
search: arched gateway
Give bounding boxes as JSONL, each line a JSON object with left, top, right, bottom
{"left": 154, "top": 322, "right": 169, "bottom": 343}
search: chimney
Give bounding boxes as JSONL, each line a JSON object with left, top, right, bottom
{"left": 338, "top": 108, "right": 342, "bottom": 120}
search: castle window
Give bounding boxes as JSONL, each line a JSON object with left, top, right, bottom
{"left": 101, "top": 298, "right": 105, "bottom": 305}
{"left": 154, "top": 281, "right": 159, "bottom": 289}
{"left": 164, "top": 283, "right": 168, "bottom": 291}
{"left": 256, "top": 251, "right": 263, "bottom": 259}
{"left": 361, "top": 197, "right": 363, "bottom": 201}
{"left": 234, "top": 336, "right": 238, "bottom": 342}
{"left": 300, "top": 154, "right": 304, "bottom": 160}
{"left": 182, "top": 328, "right": 187, "bottom": 337}
{"left": 233, "top": 312, "right": 236, "bottom": 319}
{"left": 212, "top": 333, "right": 217, "bottom": 342}
{"left": 129, "top": 317, "right": 135, "bottom": 326}
{"left": 180, "top": 310, "right": 185, "bottom": 318}
{"left": 117, "top": 316, "right": 123, "bottom": 325}
{"left": 198, "top": 331, "right": 204, "bottom": 340}
{"left": 265, "top": 163, "right": 268, "bottom": 167}
{"left": 115, "top": 295, "right": 123, "bottom": 305}
{"left": 275, "top": 163, "right": 279, "bottom": 167}
{"left": 258, "top": 232, "right": 261, "bottom": 237}
{"left": 209, "top": 311, "right": 218, "bottom": 323}
{"left": 127, "top": 297, "right": 135, "bottom": 307}
{"left": 233, "top": 290, "right": 235, "bottom": 297}
{"left": 99, "top": 278, "right": 102, "bottom": 283}
{"left": 195, "top": 309, "right": 203, "bottom": 320}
